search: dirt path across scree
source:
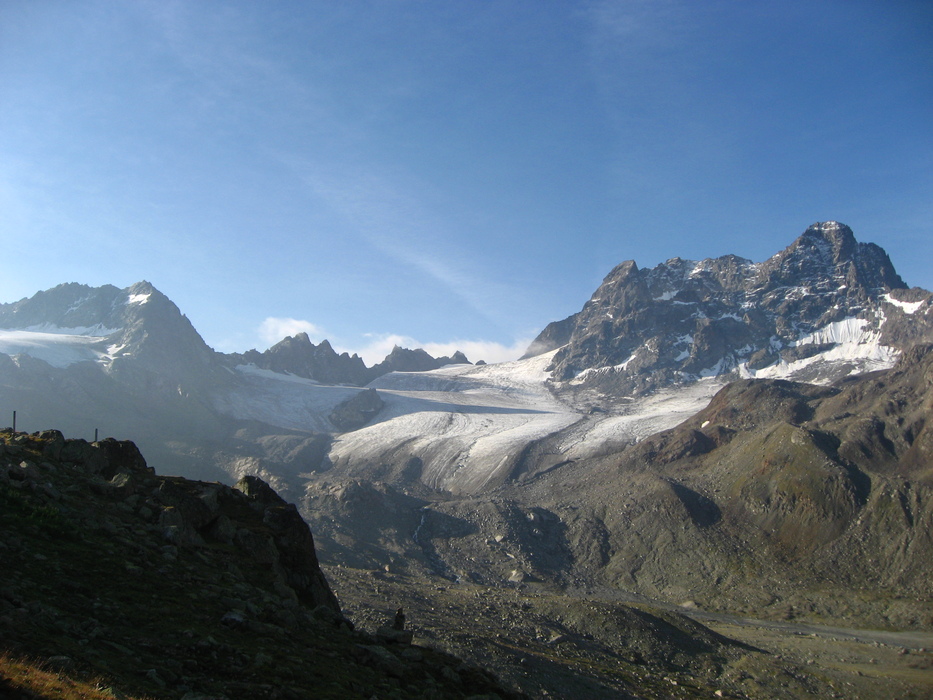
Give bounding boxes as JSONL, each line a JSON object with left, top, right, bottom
{"left": 684, "top": 608, "right": 933, "bottom": 651}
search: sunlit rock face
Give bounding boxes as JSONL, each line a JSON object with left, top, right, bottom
{"left": 527, "top": 222, "right": 931, "bottom": 397}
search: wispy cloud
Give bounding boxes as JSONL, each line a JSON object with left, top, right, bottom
{"left": 288, "top": 158, "right": 524, "bottom": 332}
{"left": 586, "top": 0, "right": 686, "bottom": 45}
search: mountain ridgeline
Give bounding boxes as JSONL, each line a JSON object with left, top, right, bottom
{"left": 526, "top": 221, "right": 929, "bottom": 396}
{"left": 0, "top": 280, "right": 472, "bottom": 388}
{"left": 229, "top": 335, "right": 471, "bottom": 387}
{"left": 0, "top": 281, "right": 473, "bottom": 482}
{"left": 3, "top": 221, "right": 933, "bottom": 697}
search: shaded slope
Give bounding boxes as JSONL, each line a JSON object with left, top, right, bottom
{"left": 0, "top": 429, "right": 523, "bottom": 700}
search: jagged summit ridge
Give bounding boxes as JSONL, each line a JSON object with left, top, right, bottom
{"left": 0, "top": 280, "right": 214, "bottom": 376}
{"left": 527, "top": 222, "right": 930, "bottom": 395}
{"left": 760, "top": 221, "right": 905, "bottom": 295}
{"left": 0, "top": 281, "right": 472, "bottom": 387}
{"left": 0, "top": 280, "right": 158, "bottom": 333}
{"left": 231, "top": 332, "right": 371, "bottom": 386}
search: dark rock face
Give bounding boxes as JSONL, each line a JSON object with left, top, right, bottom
{"left": 365, "top": 346, "right": 471, "bottom": 381}
{"left": 234, "top": 475, "right": 341, "bottom": 611}
{"left": 0, "top": 429, "right": 342, "bottom": 615}
{"left": 0, "top": 429, "right": 522, "bottom": 700}
{"left": 93, "top": 437, "right": 150, "bottom": 478}
{"left": 329, "top": 388, "right": 385, "bottom": 432}
{"left": 525, "top": 222, "right": 931, "bottom": 394}
{"left": 232, "top": 333, "right": 370, "bottom": 386}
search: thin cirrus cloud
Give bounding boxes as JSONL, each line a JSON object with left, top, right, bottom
{"left": 256, "top": 160, "right": 537, "bottom": 367}
{"left": 292, "top": 158, "right": 526, "bottom": 331}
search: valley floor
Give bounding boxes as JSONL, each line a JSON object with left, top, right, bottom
{"left": 325, "top": 565, "right": 933, "bottom": 700}
{"left": 703, "top": 620, "right": 933, "bottom": 700}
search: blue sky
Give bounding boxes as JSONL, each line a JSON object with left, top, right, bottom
{"left": 1, "top": 1, "right": 931, "bottom": 364}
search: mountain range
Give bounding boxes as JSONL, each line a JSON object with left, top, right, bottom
{"left": 528, "top": 221, "right": 924, "bottom": 394}
{"left": 2, "top": 222, "right": 933, "bottom": 637}
{"left": 4, "top": 221, "right": 933, "bottom": 697}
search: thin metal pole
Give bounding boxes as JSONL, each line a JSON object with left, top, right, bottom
{"left": 12, "top": 410, "right": 15, "bottom": 433}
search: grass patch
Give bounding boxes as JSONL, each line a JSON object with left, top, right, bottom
{"left": 0, "top": 650, "right": 152, "bottom": 700}
{"left": 0, "top": 483, "right": 72, "bottom": 538}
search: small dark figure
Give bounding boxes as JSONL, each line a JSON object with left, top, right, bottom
{"left": 393, "top": 607, "right": 405, "bottom": 631}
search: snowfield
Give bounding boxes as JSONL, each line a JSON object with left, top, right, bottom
{"left": 738, "top": 316, "right": 899, "bottom": 382}
{"left": 213, "top": 365, "right": 363, "bottom": 433}
{"left": 216, "top": 352, "right": 728, "bottom": 493}
{"left": 219, "top": 316, "right": 902, "bottom": 494}
{"left": 0, "top": 327, "right": 116, "bottom": 368}
{"left": 333, "top": 353, "right": 583, "bottom": 492}
{"left": 1, "top": 311, "right": 906, "bottom": 495}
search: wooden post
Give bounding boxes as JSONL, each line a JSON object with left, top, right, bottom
{"left": 94, "top": 428, "right": 99, "bottom": 442}
{"left": 12, "top": 410, "right": 15, "bottom": 433}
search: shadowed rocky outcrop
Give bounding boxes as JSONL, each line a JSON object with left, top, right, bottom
{"left": 0, "top": 429, "right": 524, "bottom": 699}
{"left": 328, "top": 387, "right": 385, "bottom": 432}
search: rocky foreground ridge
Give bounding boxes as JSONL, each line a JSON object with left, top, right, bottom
{"left": 0, "top": 429, "right": 521, "bottom": 699}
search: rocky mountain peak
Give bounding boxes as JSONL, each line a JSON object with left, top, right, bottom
{"left": 365, "top": 345, "right": 472, "bottom": 382}
{"left": 238, "top": 333, "right": 369, "bottom": 386}
{"left": 0, "top": 280, "right": 217, "bottom": 387}
{"left": 367, "top": 346, "right": 442, "bottom": 379}
{"left": 604, "top": 259, "right": 639, "bottom": 284}
{"left": 447, "top": 350, "right": 470, "bottom": 365}
{"left": 0, "top": 282, "right": 124, "bottom": 330}
{"left": 763, "top": 221, "right": 905, "bottom": 294}
{"left": 127, "top": 279, "right": 157, "bottom": 295}
{"left": 526, "top": 222, "right": 931, "bottom": 395}
{"left": 802, "top": 220, "right": 858, "bottom": 260}
{"left": 109, "top": 281, "right": 216, "bottom": 378}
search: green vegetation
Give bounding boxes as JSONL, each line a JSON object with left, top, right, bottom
{"left": 0, "top": 481, "right": 73, "bottom": 538}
